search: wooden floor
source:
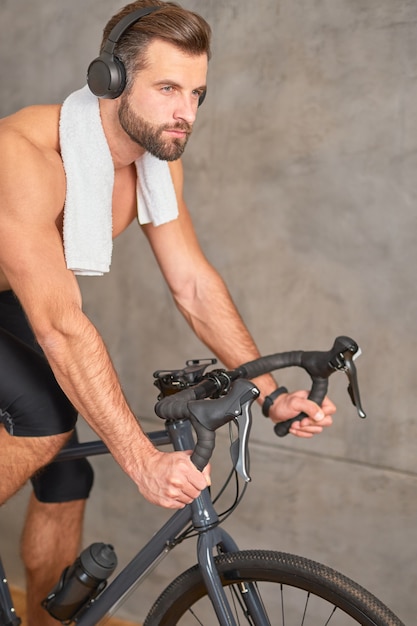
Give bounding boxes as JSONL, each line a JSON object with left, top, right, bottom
{"left": 10, "top": 586, "right": 140, "bottom": 626}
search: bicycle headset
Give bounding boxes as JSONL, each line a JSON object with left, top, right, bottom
{"left": 87, "top": 5, "right": 207, "bottom": 106}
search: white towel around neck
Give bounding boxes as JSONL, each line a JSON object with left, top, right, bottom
{"left": 59, "top": 85, "right": 178, "bottom": 276}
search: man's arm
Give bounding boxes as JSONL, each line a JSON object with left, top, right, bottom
{"left": 142, "top": 159, "right": 335, "bottom": 437}
{"left": 0, "top": 126, "right": 208, "bottom": 507}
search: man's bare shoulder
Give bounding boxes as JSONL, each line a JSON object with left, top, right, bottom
{"left": 0, "top": 104, "right": 66, "bottom": 220}
{"left": 0, "top": 104, "right": 61, "bottom": 148}
{"left": 0, "top": 105, "right": 61, "bottom": 158}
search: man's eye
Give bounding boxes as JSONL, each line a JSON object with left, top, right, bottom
{"left": 162, "top": 86, "right": 173, "bottom": 93}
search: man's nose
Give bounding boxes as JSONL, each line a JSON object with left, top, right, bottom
{"left": 173, "top": 94, "right": 198, "bottom": 125}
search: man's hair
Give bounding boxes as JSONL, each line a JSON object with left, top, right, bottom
{"left": 101, "top": 1, "right": 212, "bottom": 91}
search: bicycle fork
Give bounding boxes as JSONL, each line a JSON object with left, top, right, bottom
{"left": 195, "top": 520, "right": 271, "bottom": 626}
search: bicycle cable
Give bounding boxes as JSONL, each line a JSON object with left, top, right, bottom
{"left": 172, "top": 429, "right": 249, "bottom": 546}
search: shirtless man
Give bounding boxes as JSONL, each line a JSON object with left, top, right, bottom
{"left": 0, "top": 2, "right": 335, "bottom": 624}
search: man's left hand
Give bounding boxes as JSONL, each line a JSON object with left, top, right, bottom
{"left": 268, "top": 390, "right": 336, "bottom": 438}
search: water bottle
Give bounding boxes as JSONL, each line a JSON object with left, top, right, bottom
{"left": 42, "top": 542, "right": 117, "bottom": 621}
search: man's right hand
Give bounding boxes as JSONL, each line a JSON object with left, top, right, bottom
{"left": 135, "top": 448, "right": 211, "bottom": 509}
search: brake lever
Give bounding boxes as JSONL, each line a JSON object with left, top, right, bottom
{"left": 344, "top": 351, "right": 366, "bottom": 418}
{"left": 188, "top": 380, "right": 259, "bottom": 472}
{"left": 230, "top": 398, "right": 253, "bottom": 483}
{"left": 328, "top": 337, "right": 366, "bottom": 418}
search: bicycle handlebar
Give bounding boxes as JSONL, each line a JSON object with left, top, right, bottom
{"left": 237, "top": 335, "right": 365, "bottom": 436}
{"left": 154, "top": 335, "right": 366, "bottom": 471}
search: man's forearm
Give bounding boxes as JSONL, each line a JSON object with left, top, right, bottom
{"left": 37, "top": 306, "right": 155, "bottom": 474}
{"left": 174, "top": 269, "right": 279, "bottom": 401}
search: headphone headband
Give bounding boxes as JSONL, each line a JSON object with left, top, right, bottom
{"left": 87, "top": 4, "right": 207, "bottom": 105}
{"left": 103, "top": 6, "right": 160, "bottom": 53}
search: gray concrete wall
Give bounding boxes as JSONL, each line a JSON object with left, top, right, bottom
{"left": 1, "top": 0, "right": 416, "bottom": 623}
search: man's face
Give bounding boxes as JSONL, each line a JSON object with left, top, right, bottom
{"left": 118, "top": 94, "right": 191, "bottom": 161}
{"left": 118, "top": 39, "right": 208, "bottom": 161}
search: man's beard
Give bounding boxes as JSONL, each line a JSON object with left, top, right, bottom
{"left": 118, "top": 95, "right": 192, "bottom": 161}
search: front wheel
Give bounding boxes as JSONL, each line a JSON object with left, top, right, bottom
{"left": 143, "top": 550, "right": 404, "bottom": 625}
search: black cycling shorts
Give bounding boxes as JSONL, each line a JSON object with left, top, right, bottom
{"left": 0, "top": 290, "right": 94, "bottom": 502}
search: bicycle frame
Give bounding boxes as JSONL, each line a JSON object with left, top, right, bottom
{"left": 50, "top": 417, "right": 268, "bottom": 626}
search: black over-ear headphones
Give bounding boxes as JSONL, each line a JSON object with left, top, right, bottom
{"left": 87, "top": 6, "right": 206, "bottom": 106}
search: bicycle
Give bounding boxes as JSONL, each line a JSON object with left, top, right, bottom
{"left": 0, "top": 335, "right": 405, "bottom": 626}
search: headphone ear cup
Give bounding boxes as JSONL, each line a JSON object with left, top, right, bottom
{"left": 198, "top": 90, "right": 207, "bottom": 107}
{"left": 87, "top": 54, "right": 126, "bottom": 99}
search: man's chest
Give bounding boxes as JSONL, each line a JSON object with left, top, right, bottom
{"left": 111, "top": 164, "right": 138, "bottom": 238}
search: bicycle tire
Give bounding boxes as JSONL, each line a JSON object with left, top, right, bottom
{"left": 143, "top": 550, "right": 404, "bottom": 626}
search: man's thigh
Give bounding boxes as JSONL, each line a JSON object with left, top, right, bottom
{"left": 0, "top": 291, "right": 94, "bottom": 502}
